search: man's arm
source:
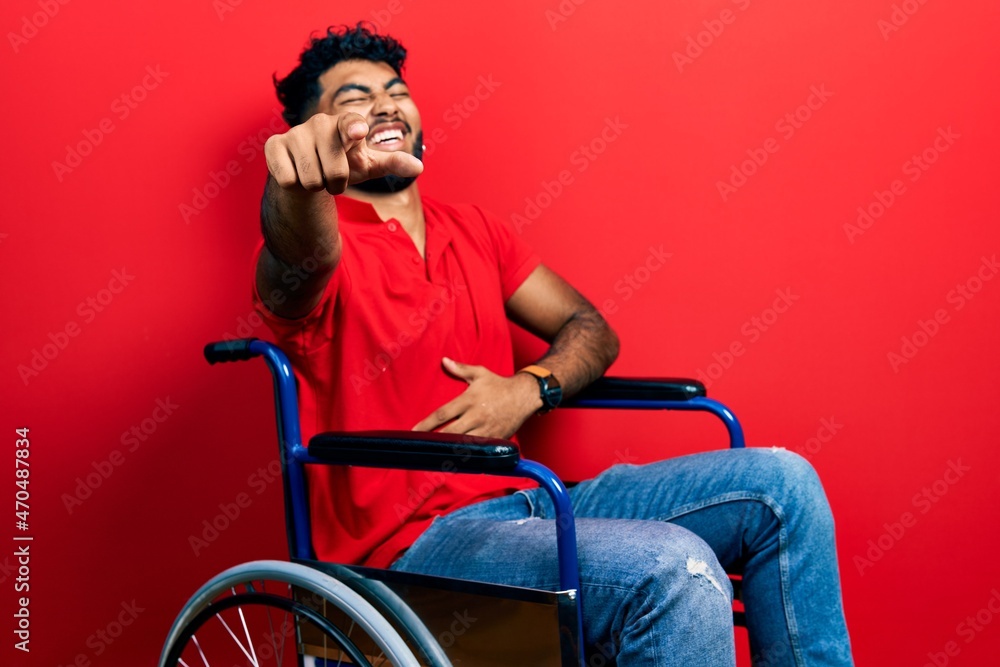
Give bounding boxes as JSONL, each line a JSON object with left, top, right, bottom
{"left": 412, "top": 264, "right": 619, "bottom": 438}
{"left": 257, "top": 112, "right": 423, "bottom": 319}
{"left": 505, "top": 264, "right": 620, "bottom": 397}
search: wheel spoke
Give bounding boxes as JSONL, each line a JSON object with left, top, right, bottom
{"left": 260, "top": 580, "right": 284, "bottom": 667}
{"left": 337, "top": 618, "right": 355, "bottom": 667}
{"left": 215, "top": 610, "right": 258, "bottom": 665}
{"left": 232, "top": 587, "right": 261, "bottom": 667}
{"left": 163, "top": 562, "right": 420, "bottom": 667}
{"left": 192, "top": 634, "right": 210, "bottom": 667}
{"left": 276, "top": 581, "right": 290, "bottom": 667}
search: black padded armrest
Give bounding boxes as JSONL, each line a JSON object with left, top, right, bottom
{"left": 563, "top": 376, "right": 706, "bottom": 406}
{"left": 308, "top": 430, "right": 520, "bottom": 473}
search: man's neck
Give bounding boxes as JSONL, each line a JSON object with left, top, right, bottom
{"left": 344, "top": 183, "right": 423, "bottom": 225}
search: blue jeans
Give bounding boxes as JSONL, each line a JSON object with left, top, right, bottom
{"left": 390, "top": 447, "right": 853, "bottom": 666}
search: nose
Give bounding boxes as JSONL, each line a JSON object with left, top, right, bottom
{"left": 371, "top": 90, "right": 400, "bottom": 117}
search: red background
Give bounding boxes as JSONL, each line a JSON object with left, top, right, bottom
{"left": 3, "top": 0, "right": 999, "bottom": 664}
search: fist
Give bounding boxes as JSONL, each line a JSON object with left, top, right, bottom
{"left": 264, "top": 112, "right": 423, "bottom": 195}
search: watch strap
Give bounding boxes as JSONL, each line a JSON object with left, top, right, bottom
{"left": 518, "top": 364, "right": 553, "bottom": 379}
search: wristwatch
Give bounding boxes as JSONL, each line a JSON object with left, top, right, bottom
{"left": 518, "top": 365, "right": 563, "bottom": 413}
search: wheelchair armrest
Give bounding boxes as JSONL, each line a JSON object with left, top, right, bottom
{"left": 563, "top": 376, "right": 706, "bottom": 406}
{"left": 308, "top": 430, "right": 521, "bottom": 473}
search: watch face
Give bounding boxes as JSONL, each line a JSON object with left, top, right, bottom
{"left": 548, "top": 384, "right": 563, "bottom": 408}
{"left": 542, "top": 376, "right": 563, "bottom": 409}
{"left": 522, "top": 367, "right": 561, "bottom": 411}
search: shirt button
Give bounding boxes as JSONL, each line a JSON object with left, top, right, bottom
{"left": 387, "top": 222, "right": 398, "bottom": 232}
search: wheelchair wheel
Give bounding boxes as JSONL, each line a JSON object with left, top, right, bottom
{"left": 316, "top": 562, "right": 453, "bottom": 667}
{"left": 159, "top": 560, "right": 421, "bottom": 667}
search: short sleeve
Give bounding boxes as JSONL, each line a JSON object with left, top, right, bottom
{"left": 471, "top": 205, "right": 543, "bottom": 301}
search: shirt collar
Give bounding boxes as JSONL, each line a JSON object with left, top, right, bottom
{"left": 332, "top": 194, "right": 454, "bottom": 275}
{"left": 333, "top": 195, "right": 384, "bottom": 224}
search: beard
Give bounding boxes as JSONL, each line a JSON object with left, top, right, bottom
{"left": 352, "top": 130, "right": 424, "bottom": 194}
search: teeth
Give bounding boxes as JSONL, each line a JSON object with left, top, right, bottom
{"left": 372, "top": 129, "right": 404, "bottom": 144}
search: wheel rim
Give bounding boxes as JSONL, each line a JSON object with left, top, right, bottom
{"left": 165, "top": 590, "right": 378, "bottom": 667}
{"left": 160, "top": 561, "right": 420, "bottom": 667}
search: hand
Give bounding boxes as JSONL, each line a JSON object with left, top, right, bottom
{"left": 412, "top": 358, "right": 543, "bottom": 439}
{"left": 264, "top": 112, "right": 423, "bottom": 195}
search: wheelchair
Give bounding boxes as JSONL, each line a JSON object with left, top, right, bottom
{"left": 159, "top": 338, "right": 747, "bottom": 666}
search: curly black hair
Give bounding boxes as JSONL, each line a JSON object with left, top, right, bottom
{"left": 274, "top": 22, "right": 408, "bottom": 127}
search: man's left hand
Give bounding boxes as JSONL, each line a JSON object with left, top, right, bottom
{"left": 412, "top": 358, "right": 542, "bottom": 439}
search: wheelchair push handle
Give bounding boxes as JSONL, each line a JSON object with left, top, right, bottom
{"left": 204, "top": 338, "right": 261, "bottom": 364}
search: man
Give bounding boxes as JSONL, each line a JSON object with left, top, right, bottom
{"left": 254, "top": 23, "right": 853, "bottom": 666}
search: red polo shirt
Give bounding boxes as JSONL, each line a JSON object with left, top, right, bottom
{"left": 252, "top": 194, "right": 539, "bottom": 568}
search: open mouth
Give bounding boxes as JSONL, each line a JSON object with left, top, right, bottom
{"left": 368, "top": 122, "right": 408, "bottom": 150}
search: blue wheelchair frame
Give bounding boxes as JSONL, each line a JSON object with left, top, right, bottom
{"left": 205, "top": 338, "right": 745, "bottom": 666}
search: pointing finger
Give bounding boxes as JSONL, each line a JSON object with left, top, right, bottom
{"left": 337, "top": 113, "right": 369, "bottom": 153}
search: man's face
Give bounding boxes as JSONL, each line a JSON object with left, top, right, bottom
{"left": 314, "top": 58, "right": 423, "bottom": 163}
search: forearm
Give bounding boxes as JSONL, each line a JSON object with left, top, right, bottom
{"left": 532, "top": 306, "right": 620, "bottom": 398}
{"left": 261, "top": 174, "right": 340, "bottom": 267}
{"left": 414, "top": 296, "right": 619, "bottom": 439}
{"left": 257, "top": 175, "right": 340, "bottom": 317}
